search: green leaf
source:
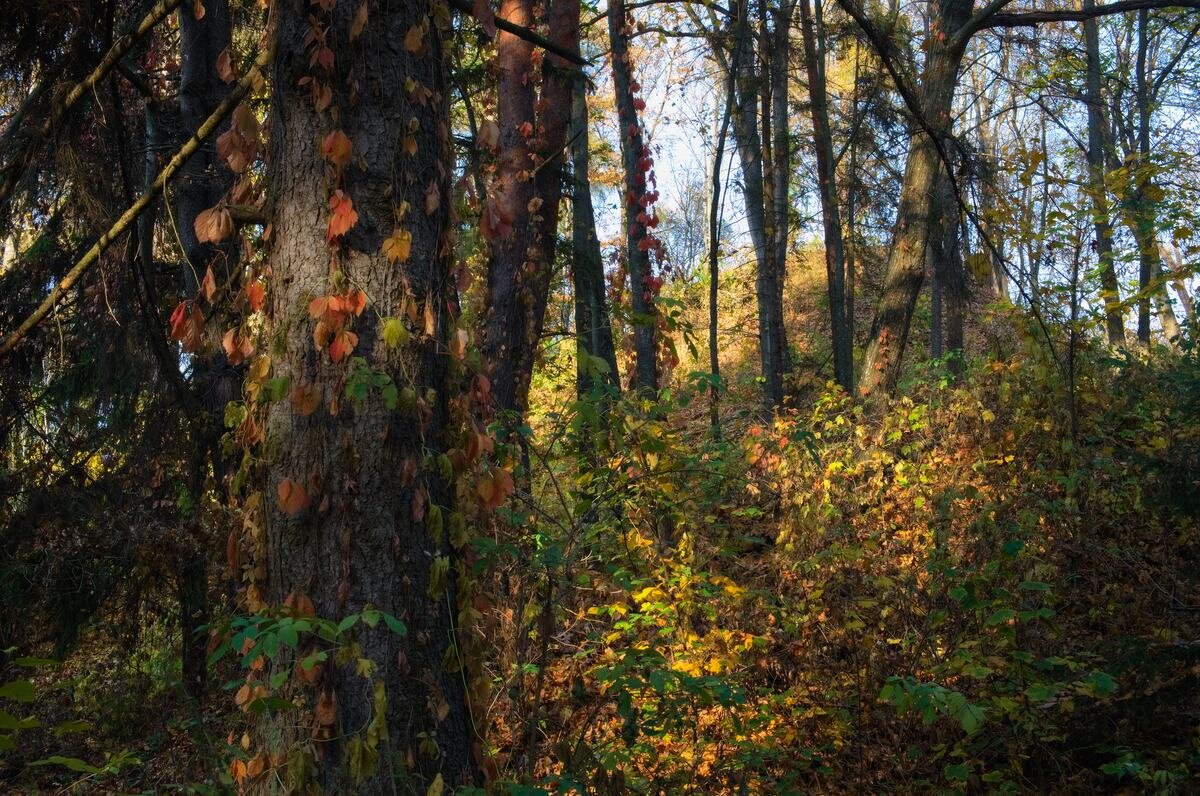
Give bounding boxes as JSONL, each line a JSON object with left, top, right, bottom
{"left": 986, "top": 608, "right": 1016, "bottom": 626}
{"left": 52, "top": 719, "right": 91, "bottom": 736}
{"left": 0, "top": 680, "right": 35, "bottom": 703}
{"left": 382, "top": 613, "right": 407, "bottom": 636}
{"left": 0, "top": 710, "right": 38, "bottom": 730}
{"left": 13, "top": 657, "right": 56, "bottom": 668}
{"left": 1019, "top": 580, "right": 1051, "bottom": 592}
{"left": 944, "top": 763, "right": 970, "bottom": 781}
{"left": 337, "top": 614, "right": 360, "bottom": 634}
{"left": 31, "top": 755, "right": 101, "bottom": 774}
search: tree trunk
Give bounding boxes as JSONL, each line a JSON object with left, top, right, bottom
{"left": 856, "top": 0, "right": 972, "bottom": 397}
{"left": 708, "top": 60, "right": 736, "bottom": 434}
{"left": 799, "top": 0, "right": 852, "bottom": 391}
{"left": 482, "top": 0, "right": 579, "bottom": 417}
{"left": 608, "top": 0, "right": 659, "bottom": 393}
{"left": 1083, "top": 0, "right": 1127, "bottom": 345}
{"left": 570, "top": 78, "right": 619, "bottom": 397}
{"left": 263, "top": 2, "right": 474, "bottom": 789}
{"left": 1131, "top": 7, "right": 1179, "bottom": 344}
{"left": 728, "top": 0, "right": 786, "bottom": 410}
{"left": 175, "top": 0, "right": 237, "bottom": 703}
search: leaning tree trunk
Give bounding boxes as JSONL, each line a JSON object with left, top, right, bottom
{"left": 799, "top": 0, "right": 852, "bottom": 391}
{"left": 262, "top": 1, "right": 474, "bottom": 790}
{"left": 856, "top": 0, "right": 971, "bottom": 397}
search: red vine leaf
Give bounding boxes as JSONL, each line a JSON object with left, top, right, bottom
{"left": 277, "top": 478, "right": 310, "bottom": 516}
{"left": 322, "top": 129, "right": 353, "bottom": 170}
{"left": 326, "top": 190, "right": 358, "bottom": 241}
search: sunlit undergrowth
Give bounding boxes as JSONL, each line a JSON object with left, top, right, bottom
{"left": 478, "top": 340, "right": 1200, "bottom": 794}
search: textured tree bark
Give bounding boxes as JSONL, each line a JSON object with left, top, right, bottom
{"left": 855, "top": 0, "right": 972, "bottom": 397}
{"left": 570, "top": 78, "right": 619, "bottom": 397}
{"left": 608, "top": 0, "right": 659, "bottom": 393}
{"left": 1083, "top": 0, "right": 1127, "bottom": 346}
{"left": 263, "top": 1, "right": 474, "bottom": 789}
{"left": 481, "top": 0, "right": 579, "bottom": 417}
{"left": 799, "top": 0, "right": 852, "bottom": 391}
{"left": 931, "top": 173, "right": 965, "bottom": 375}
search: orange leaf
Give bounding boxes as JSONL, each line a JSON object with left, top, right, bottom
{"left": 480, "top": 198, "right": 513, "bottom": 242}
{"left": 346, "top": 289, "right": 367, "bottom": 316}
{"left": 329, "top": 330, "right": 358, "bottom": 363}
{"left": 327, "top": 190, "right": 358, "bottom": 241}
{"left": 322, "top": 129, "right": 352, "bottom": 169}
{"left": 315, "top": 689, "right": 337, "bottom": 726}
{"left": 350, "top": 1, "right": 369, "bottom": 41}
{"left": 245, "top": 280, "right": 266, "bottom": 312}
{"left": 195, "top": 206, "right": 233, "bottom": 244}
{"left": 277, "top": 478, "right": 310, "bottom": 516}
{"left": 201, "top": 265, "right": 217, "bottom": 302}
{"left": 404, "top": 23, "right": 425, "bottom": 53}
{"left": 216, "top": 47, "right": 235, "bottom": 83}
{"left": 290, "top": 382, "right": 321, "bottom": 416}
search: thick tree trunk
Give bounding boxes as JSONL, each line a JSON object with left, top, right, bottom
{"left": 1083, "top": 0, "right": 1126, "bottom": 345}
{"left": 856, "top": 0, "right": 971, "bottom": 397}
{"left": 263, "top": 2, "right": 474, "bottom": 790}
{"left": 570, "top": 79, "right": 619, "bottom": 397}
{"left": 608, "top": 0, "right": 659, "bottom": 393}
{"left": 482, "top": 0, "right": 578, "bottom": 416}
{"left": 799, "top": 0, "right": 852, "bottom": 391}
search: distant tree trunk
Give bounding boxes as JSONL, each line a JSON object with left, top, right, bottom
{"left": 1160, "top": 241, "right": 1196, "bottom": 326}
{"left": 799, "top": 0, "right": 852, "bottom": 391}
{"left": 708, "top": 63, "right": 736, "bottom": 434}
{"left": 932, "top": 172, "right": 965, "bottom": 375}
{"left": 767, "top": 0, "right": 795, "bottom": 379}
{"left": 929, "top": 244, "right": 942, "bottom": 359}
{"left": 1132, "top": 8, "right": 1180, "bottom": 344}
{"left": 263, "top": 2, "right": 474, "bottom": 790}
{"left": 730, "top": 0, "right": 786, "bottom": 410}
{"left": 855, "top": 0, "right": 972, "bottom": 397}
{"left": 1083, "top": 0, "right": 1127, "bottom": 345}
{"left": 970, "top": 36, "right": 1009, "bottom": 302}
{"left": 570, "top": 79, "right": 619, "bottom": 397}
{"left": 608, "top": 0, "right": 658, "bottom": 393}
{"left": 482, "top": 0, "right": 579, "bottom": 416}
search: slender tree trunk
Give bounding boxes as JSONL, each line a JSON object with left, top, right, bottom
{"left": 608, "top": 0, "right": 659, "bottom": 393}
{"left": 727, "top": 0, "right": 785, "bottom": 410}
{"left": 570, "top": 79, "right": 619, "bottom": 397}
{"left": 1083, "top": 0, "right": 1127, "bottom": 345}
{"left": 708, "top": 63, "right": 736, "bottom": 434}
{"left": 768, "top": 0, "right": 794, "bottom": 378}
{"left": 933, "top": 172, "right": 965, "bottom": 374}
{"left": 263, "top": 2, "right": 474, "bottom": 789}
{"left": 856, "top": 0, "right": 972, "bottom": 397}
{"left": 1132, "top": 8, "right": 1180, "bottom": 343}
{"left": 799, "top": 0, "right": 852, "bottom": 391}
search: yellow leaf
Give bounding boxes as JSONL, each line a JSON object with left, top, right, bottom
{"left": 382, "top": 228, "right": 412, "bottom": 263}
{"left": 426, "top": 773, "right": 444, "bottom": 796}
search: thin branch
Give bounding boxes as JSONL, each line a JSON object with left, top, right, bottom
{"left": 0, "top": 41, "right": 274, "bottom": 360}
{"left": 974, "top": 0, "right": 1200, "bottom": 35}
{"left": 447, "top": 0, "right": 586, "bottom": 65}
